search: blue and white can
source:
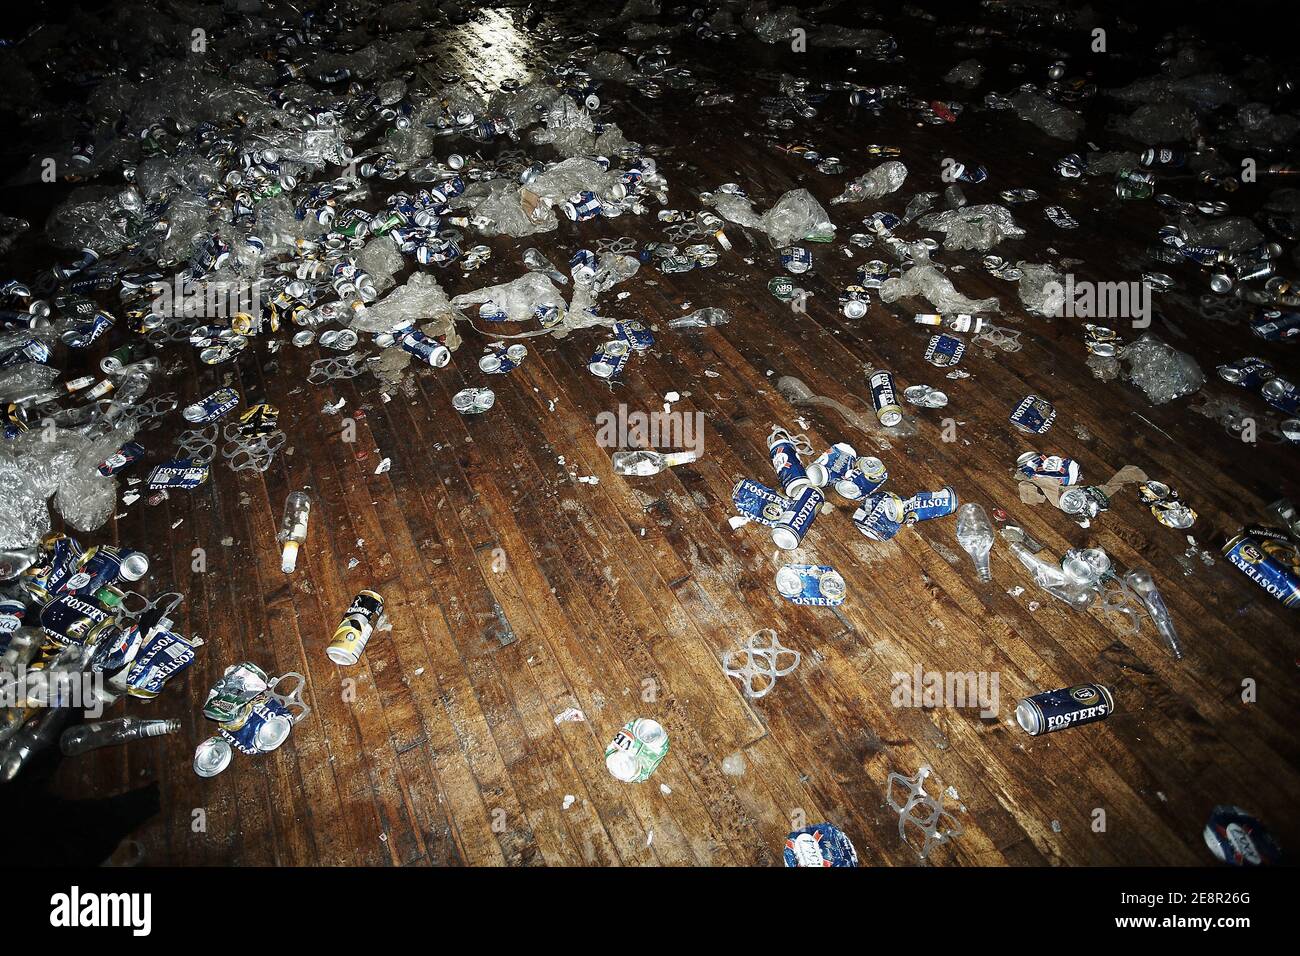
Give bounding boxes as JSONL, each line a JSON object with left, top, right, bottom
{"left": 183, "top": 386, "right": 239, "bottom": 424}
{"left": 218, "top": 691, "right": 295, "bottom": 755}
{"left": 835, "top": 456, "right": 887, "bottom": 501}
{"left": 776, "top": 565, "right": 846, "bottom": 606}
{"left": 589, "top": 339, "right": 631, "bottom": 379}
{"left": 853, "top": 491, "right": 905, "bottom": 541}
{"left": 147, "top": 457, "right": 210, "bottom": 489}
{"left": 784, "top": 823, "right": 858, "bottom": 867}
{"left": 903, "top": 486, "right": 958, "bottom": 523}
{"left": 614, "top": 319, "right": 654, "bottom": 351}
{"left": 563, "top": 191, "right": 603, "bottom": 221}
{"left": 400, "top": 329, "right": 451, "bottom": 367}
{"left": 479, "top": 343, "right": 527, "bottom": 374}
{"left": 810, "top": 443, "right": 857, "bottom": 490}
{"left": 732, "top": 479, "right": 790, "bottom": 527}
{"left": 767, "top": 430, "right": 811, "bottom": 498}
{"left": 780, "top": 247, "right": 813, "bottom": 274}
{"left": 569, "top": 248, "right": 599, "bottom": 284}
{"left": 925, "top": 333, "right": 965, "bottom": 367}
{"left": 1009, "top": 395, "right": 1056, "bottom": 434}
{"left": 772, "top": 486, "right": 824, "bottom": 551}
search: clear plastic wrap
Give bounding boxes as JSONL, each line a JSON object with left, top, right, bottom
{"left": 451, "top": 273, "right": 567, "bottom": 325}
{"left": 830, "top": 162, "right": 908, "bottom": 205}
{"left": 1009, "top": 91, "right": 1084, "bottom": 140}
{"left": 1017, "top": 262, "right": 1067, "bottom": 315}
{"left": 1123, "top": 334, "right": 1205, "bottom": 405}
{"left": 880, "top": 265, "right": 1002, "bottom": 314}
{"left": 916, "top": 204, "right": 1025, "bottom": 251}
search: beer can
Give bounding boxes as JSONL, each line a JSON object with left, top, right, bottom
{"left": 771, "top": 486, "right": 824, "bottom": 551}
{"left": 194, "top": 736, "right": 233, "bottom": 777}
{"left": 732, "top": 478, "right": 790, "bottom": 528}
{"left": 903, "top": 486, "right": 958, "bottom": 522}
{"left": 852, "top": 491, "right": 905, "bottom": 541}
{"left": 588, "top": 339, "right": 630, "bottom": 379}
{"left": 784, "top": 823, "right": 858, "bottom": 867}
{"left": 1009, "top": 394, "right": 1057, "bottom": 434}
{"left": 605, "top": 718, "right": 669, "bottom": 783}
{"left": 327, "top": 589, "right": 384, "bottom": 665}
{"left": 1221, "top": 526, "right": 1300, "bottom": 609}
{"left": 767, "top": 432, "right": 811, "bottom": 498}
{"left": 775, "top": 565, "right": 846, "bottom": 606}
{"left": 1016, "top": 683, "right": 1115, "bottom": 735}
{"left": 835, "top": 456, "right": 887, "bottom": 501}
{"left": 869, "top": 370, "right": 903, "bottom": 427}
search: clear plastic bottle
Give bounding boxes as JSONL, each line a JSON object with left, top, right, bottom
{"left": 667, "top": 308, "right": 730, "bottom": 330}
{"left": 611, "top": 449, "right": 700, "bottom": 477}
{"left": 1124, "top": 569, "right": 1183, "bottom": 659}
{"left": 101, "top": 367, "right": 152, "bottom": 422}
{"left": 955, "top": 503, "right": 994, "bottom": 582}
{"left": 278, "top": 491, "right": 311, "bottom": 573}
{"left": 60, "top": 717, "right": 181, "bottom": 756}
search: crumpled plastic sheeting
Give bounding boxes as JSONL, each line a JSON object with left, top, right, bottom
{"left": 1017, "top": 262, "right": 1067, "bottom": 316}
{"left": 1084, "top": 150, "right": 1143, "bottom": 176}
{"left": 916, "top": 204, "right": 1024, "bottom": 251}
{"left": 712, "top": 189, "right": 834, "bottom": 246}
{"left": 1109, "top": 73, "right": 1241, "bottom": 111}
{"left": 1009, "top": 91, "right": 1084, "bottom": 140}
{"left": 743, "top": 3, "right": 893, "bottom": 51}
{"left": 0, "top": 425, "right": 134, "bottom": 547}
{"left": 1122, "top": 334, "right": 1205, "bottom": 405}
{"left": 1176, "top": 215, "right": 1264, "bottom": 253}
{"left": 944, "top": 59, "right": 983, "bottom": 88}
{"left": 830, "top": 161, "right": 908, "bottom": 205}
{"left": 353, "top": 273, "right": 462, "bottom": 349}
{"left": 1234, "top": 103, "right": 1300, "bottom": 145}
{"left": 45, "top": 187, "right": 135, "bottom": 255}
{"left": 356, "top": 238, "right": 406, "bottom": 297}
{"left": 452, "top": 273, "right": 567, "bottom": 325}
{"left": 462, "top": 180, "right": 557, "bottom": 238}
{"left": 1110, "top": 102, "right": 1199, "bottom": 145}
{"left": 880, "top": 265, "right": 1001, "bottom": 314}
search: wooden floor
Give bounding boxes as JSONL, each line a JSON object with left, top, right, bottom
{"left": 43, "top": 4, "right": 1300, "bottom": 866}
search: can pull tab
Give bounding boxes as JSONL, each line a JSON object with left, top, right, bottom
{"left": 269, "top": 671, "right": 311, "bottom": 723}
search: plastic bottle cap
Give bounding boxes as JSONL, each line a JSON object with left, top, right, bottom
{"left": 281, "top": 541, "right": 300, "bottom": 574}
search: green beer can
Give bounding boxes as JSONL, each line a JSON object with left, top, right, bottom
{"left": 605, "top": 718, "right": 669, "bottom": 783}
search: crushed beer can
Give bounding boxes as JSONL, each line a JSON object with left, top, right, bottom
{"left": 1204, "top": 806, "right": 1283, "bottom": 866}
{"left": 97, "top": 440, "right": 145, "bottom": 476}
{"left": 605, "top": 718, "right": 669, "bottom": 783}
{"left": 771, "top": 486, "right": 824, "bottom": 550}
{"left": 614, "top": 319, "right": 654, "bottom": 351}
{"left": 1016, "top": 452, "right": 1080, "bottom": 485}
{"left": 1137, "top": 481, "right": 1197, "bottom": 529}
{"left": 810, "top": 443, "right": 857, "bottom": 490}
{"left": 925, "top": 333, "right": 965, "bottom": 367}
{"left": 1250, "top": 310, "right": 1300, "bottom": 342}
{"left": 588, "top": 339, "right": 631, "bottom": 379}
{"left": 183, "top": 386, "right": 240, "bottom": 424}
{"left": 732, "top": 478, "right": 790, "bottom": 527}
{"left": 784, "top": 823, "right": 858, "bottom": 867}
{"left": 147, "top": 457, "right": 210, "bottom": 489}
{"left": 452, "top": 387, "right": 495, "bottom": 414}
{"left": 835, "top": 456, "right": 887, "bottom": 501}
{"left": 776, "top": 565, "right": 846, "bottom": 606}
{"left": 853, "top": 491, "right": 906, "bottom": 541}
{"left": 1009, "top": 395, "right": 1057, "bottom": 434}
{"left": 1217, "top": 356, "right": 1275, "bottom": 389}
{"left": 479, "top": 343, "right": 527, "bottom": 374}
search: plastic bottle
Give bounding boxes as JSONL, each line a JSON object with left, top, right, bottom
{"left": 955, "top": 503, "right": 994, "bottom": 582}
{"left": 611, "top": 449, "right": 700, "bottom": 477}
{"left": 1124, "top": 569, "right": 1183, "bottom": 659}
{"left": 667, "top": 308, "right": 730, "bottom": 330}
{"left": 278, "top": 491, "right": 311, "bottom": 573}
{"left": 0, "top": 707, "right": 71, "bottom": 782}
{"left": 60, "top": 717, "right": 181, "bottom": 756}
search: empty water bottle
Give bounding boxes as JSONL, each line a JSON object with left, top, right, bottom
{"left": 60, "top": 717, "right": 182, "bottom": 756}
{"left": 955, "top": 503, "right": 994, "bottom": 581}
{"left": 667, "top": 308, "right": 730, "bottom": 330}
{"left": 278, "top": 491, "right": 311, "bottom": 573}
{"left": 611, "top": 449, "right": 700, "bottom": 477}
